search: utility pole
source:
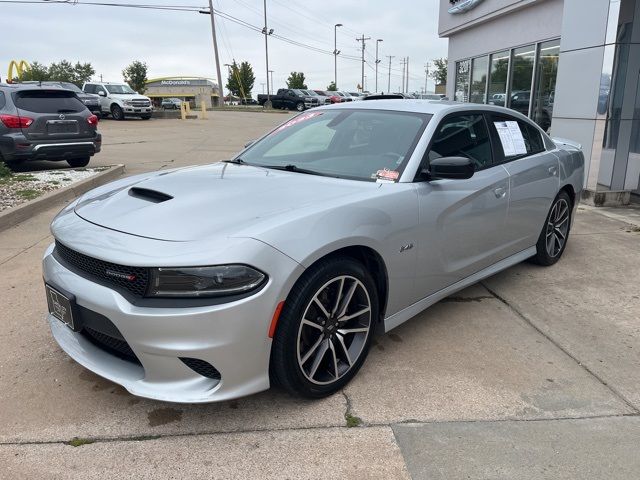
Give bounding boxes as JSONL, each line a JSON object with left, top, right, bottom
{"left": 268, "top": 70, "right": 274, "bottom": 94}
{"left": 375, "top": 38, "right": 383, "bottom": 93}
{"left": 386, "top": 55, "right": 394, "bottom": 93}
{"left": 263, "top": 0, "right": 271, "bottom": 105}
{"left": 400, "top": 58, "right": 406, "bottom": 93}
{"left": 207, "top": 0, "right": 223, "bottom": 108}
{"left": 424, "top": 62, "right": 430, "bottom": 94}
{"left": 356, "top": 34, "right": 371, "bottom": 92}
{"left": 334, "top": 23, "right": 342, "bottom": 89}
{"left": 406, "top": 57, "right": 410, "bottom": 93}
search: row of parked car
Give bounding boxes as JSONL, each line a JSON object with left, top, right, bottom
{"left": 256, "top": 88, "right": 447, "bottom": 111}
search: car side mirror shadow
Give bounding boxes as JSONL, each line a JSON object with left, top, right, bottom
{"left": 421, "top": 156, "right": 475, "bottom": 181}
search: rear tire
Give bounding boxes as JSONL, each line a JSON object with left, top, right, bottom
{"left": 67, "top": 157, "right": 90, "bottom": 168}
{"left": 270, "top": 256, "right": 377, "bottom": 398}
{"left": 111, "top": 104, "right": 124, "bottom": 121}
{"left": 530, "top": 190, "right": 572, "bottom": 266}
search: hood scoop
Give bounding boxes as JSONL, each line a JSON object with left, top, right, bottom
{"left": 128, "top": 187, "right": 173, "bottom": 203}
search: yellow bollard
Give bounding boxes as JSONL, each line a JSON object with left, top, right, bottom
{"left": 201, "top": 101, "right": 207, "bottom": 120}
{"left": 185, "top": 102, "right": 191, "bottom": 115}
{"left": 180, "top": 102, "right": 186, "bottom": 120}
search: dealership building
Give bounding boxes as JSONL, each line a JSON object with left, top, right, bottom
{"left": 439, "top": 0, "right": 640, "bottom": 200}
{"left": 144, "top": 77, "right": 221, "bottom": 108}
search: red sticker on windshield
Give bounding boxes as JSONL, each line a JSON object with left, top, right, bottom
{"left": 274, "top": 111, "right": 323, "bottom": 133}
{"left": 376, "top": 169, "right": 400, "bottom": 181}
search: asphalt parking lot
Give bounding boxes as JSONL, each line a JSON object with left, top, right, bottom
{"left": 1, "top": 112, "right": 639, "bottom": 479}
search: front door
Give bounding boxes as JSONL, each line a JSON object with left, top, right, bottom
{"left": 413, "top": 113, "right": 510, "bottom": 302}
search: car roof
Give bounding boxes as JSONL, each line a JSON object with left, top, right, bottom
{"left": 0, "top": 83, "right": 72, "bottom": 92}
{"left": 320, "top": 99, "right": 533, "bottom": 118}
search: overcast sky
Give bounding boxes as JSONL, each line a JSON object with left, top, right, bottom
{"left": 0, "top": 0, "right": 447, "bottom": 94}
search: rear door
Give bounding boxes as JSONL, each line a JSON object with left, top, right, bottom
{"left": 487, "top": 113, "right": 559, "bottom": 255}
{"left": 14, "top": 90, "right": 93, "bottom": 141}
{"left": 413, "top": 112, "right": 510, "bottom": 302}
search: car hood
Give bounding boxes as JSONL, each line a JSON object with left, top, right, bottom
{"left": 74, "top": 163, "right": 374, "bottom": 242}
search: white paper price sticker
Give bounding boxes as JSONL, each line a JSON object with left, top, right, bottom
{"left": 494, "top": 121, "right": 527, "bottom": 156}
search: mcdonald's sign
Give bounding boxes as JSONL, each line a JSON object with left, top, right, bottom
{"left": 7, "top": 60, "right": 31, "bottom": 83}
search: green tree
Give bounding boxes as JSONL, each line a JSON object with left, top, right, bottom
{"left": 225, "top": 61, "right": 255, "bottom": 99}
{"left": 430, "top": 58, "right": 448, "bottom": 85}
{"left": 122, "top": 60, "right": 148, "bottom": 93}
{"left": 326, "top": 81, "right": 337, "bottom": 91}
{"left": 14, "top": 60, "right": 94, "bottom": 87}
{"left": 287, "top": 71, "right": 307, "bottom": 89}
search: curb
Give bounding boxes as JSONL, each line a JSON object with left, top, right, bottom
{"left": 0, "top": 164, "right": 125, "bottom": 234}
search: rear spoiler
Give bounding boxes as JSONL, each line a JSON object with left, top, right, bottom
{"left": 552, "top": 137, "right": 582, "bottom": 151}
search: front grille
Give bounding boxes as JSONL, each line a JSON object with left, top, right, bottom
{"left": 54, "top": 241, "right": 149, "bottom": 297}
{"left": 129, "top": 100, "right": 151, "bottom": 107}
{"left": 82, "top": 326, "right": 141, "bottom": 364}
{"left": 180, "top": 357, "right": 221, "bottom": 380}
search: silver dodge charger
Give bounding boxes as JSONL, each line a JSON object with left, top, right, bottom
{"left": 43, "top": 100, "right": 584, "bottom": 403}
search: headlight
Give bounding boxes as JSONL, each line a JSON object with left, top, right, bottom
{"left": 123, "top": 100, "right": 133, "bottom": 106}
{"left": 148, "top": 265, "right": 266, "bottom": 298}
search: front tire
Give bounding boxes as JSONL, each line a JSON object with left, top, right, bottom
{"left": 270, "top": 256, "right": 377, "bottom": 398}
{"left": 67, "top": 156, "right": 90, "bottom": 168}
{"left": 295, "top": 102, "right": 305, "bottom": 112}
{"left": 140, "top": 115, "right": 151, "bottom": 120}
{"left": 531, "top": 190, "right": 572, "bottom": 266}
{"left": 111, "top": 104, "right": 124, "bottom": 121}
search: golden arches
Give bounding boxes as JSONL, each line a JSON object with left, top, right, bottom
{"left": 7, "top": 60, "right": 31, "bottom": 83}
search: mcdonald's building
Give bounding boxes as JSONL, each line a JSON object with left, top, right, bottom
{"left": 144, "top": 77, "right": 221, "bottom": 108}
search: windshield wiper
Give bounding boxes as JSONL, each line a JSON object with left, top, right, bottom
{"left": 266, "top": 164, "right": 330, "bottom": 177}
{"left": 223, "top": 158, "right": 247, "bottom": 165}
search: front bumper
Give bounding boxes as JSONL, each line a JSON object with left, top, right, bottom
{"left": 122, "top": 105, "right": 152, "bottom": 115}
{"left": 42, "top": 214, "right": 304, "bottom": 403}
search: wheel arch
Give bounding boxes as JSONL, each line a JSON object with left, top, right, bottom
{"left": 289, "top": 244, "right": 389, "bottom": 325}
{"left": 559, "top": 183, "right": 576, "bottom": 207}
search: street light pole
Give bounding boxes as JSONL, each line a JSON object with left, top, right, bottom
{"left": 375, "top": 38, "right": 383, "bottom": 93}
{"left": 386, "top": 55, "right": 395, "bottom": 93}
{"left": 334, "top": 23, "right": 342, "bottom": 89}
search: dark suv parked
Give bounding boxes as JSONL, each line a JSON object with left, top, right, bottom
{"left": 0, "top": 84, "right": 101, "bottom": 168}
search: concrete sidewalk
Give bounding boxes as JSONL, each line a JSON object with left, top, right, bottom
{"left": 1, "top": 113, "right": 638, "bottom": 479}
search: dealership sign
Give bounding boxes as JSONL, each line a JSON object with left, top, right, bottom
{"left": 448, "top": 0, "right": 485, "bottom": 14}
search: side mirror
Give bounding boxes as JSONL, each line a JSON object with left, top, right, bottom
{"left": 425, "top": 156, "right": 474, "bottom": 180}
{"left": 244, "top": 140, "right": 254, "bottom": 148}
{"left": 97, "top": 91, "right": 106, "bottom": 97}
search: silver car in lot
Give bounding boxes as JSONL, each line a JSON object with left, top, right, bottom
{"left": 43, "top": 101, "right": 584, "bottom": 403}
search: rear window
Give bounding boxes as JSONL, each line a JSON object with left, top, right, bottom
{"left": 14, "top": 90, "right": 85, "bottom": 114}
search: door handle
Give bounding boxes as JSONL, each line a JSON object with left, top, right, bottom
{"left": 493, "top": 186, "right": 507, "bottom": 199}
{"left": 548, "top": 165, "right": 558, "bottom": 176}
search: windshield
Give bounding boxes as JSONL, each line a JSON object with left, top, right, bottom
{"left": 105, "top": 84, "right": 136, "bottom": 94}
{"left": 238, "top": 109, "right": 431, "bottom": 182}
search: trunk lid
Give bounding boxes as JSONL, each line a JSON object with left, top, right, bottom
{"left": 14, "top": 89, "right": 94, "bottom": 140}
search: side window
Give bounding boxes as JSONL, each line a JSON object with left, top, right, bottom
{"left": 428, "top": 114, "right": 493, "bottom": 170}
{"left": 84, "top": 84, "right": 95, "bottom": 94}
{"left": 0, "top": 91, "right": 5, "bottom": 109}
{"left": 490, "top": 115, "right": 545, "bottom": 161}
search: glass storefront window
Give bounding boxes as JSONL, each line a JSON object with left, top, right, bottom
{"left": 455, "top": 60, "right": 470, "bottom": 102}
{"left": 532, "top": 40, "right": 560, "bottom": 132}
{"left": 469, "top": 56, "right": 489, "bottom": 104}
{"left": 487, "top": 50, "right": 509, "bottom": 107}
{"left": 509, "top": 45, "right": 535, "bottom": 116}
